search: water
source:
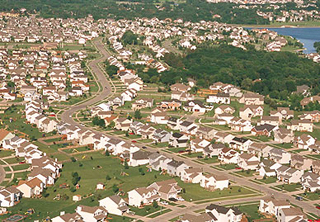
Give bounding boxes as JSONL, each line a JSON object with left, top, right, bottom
{"left": 247, "top": 27, "right": 320, "bottom": 54}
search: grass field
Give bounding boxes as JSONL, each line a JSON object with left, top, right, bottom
{"left": 255, "top": 177, "right": 277, "bottom": 184}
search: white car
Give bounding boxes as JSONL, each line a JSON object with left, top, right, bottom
{"left": 160, "top": 201, "right": 168, "bottom": 205}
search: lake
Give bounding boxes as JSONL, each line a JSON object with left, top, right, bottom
{"left": 247, "top": 27, "right": 320, "bottom": 54}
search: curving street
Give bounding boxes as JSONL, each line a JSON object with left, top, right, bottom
{"left": 60, "top": 37, "right": 112, "bottom": 125}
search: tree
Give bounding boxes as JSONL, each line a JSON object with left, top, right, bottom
{"left": 105, "top": 150, "right": 110, "bottom": 156}
{"left": 134, "top": 110, "right": 142, "bottom": 119}
{"left": 112, "top": 184, "right": 119, "bottom": 193}
{"left": 92, "top": 116, "right": 105, "bottom": 128}
{"left": 124, "top": 160, "right": 129, "bottom": 169}
{"left": 72, "top": 172, "right": 81, "bottom": 185}
{"left": 152, "top": 200, "right": 159, "bottom": 208}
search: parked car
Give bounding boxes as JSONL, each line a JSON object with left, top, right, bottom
{"left": 131, "top": 140, "right": 137, "bottom": 143}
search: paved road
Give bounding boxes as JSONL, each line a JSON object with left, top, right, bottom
{"left": 60, "top": 38, "right": 320, "bottom": 220}
{"left": 60, "top": 38, "right": 111, "bottom": 124}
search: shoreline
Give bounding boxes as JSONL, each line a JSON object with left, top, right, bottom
{"left": 232, "top": 24, "right": 320, "bottom": 29}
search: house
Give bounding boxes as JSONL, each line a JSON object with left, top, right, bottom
{"left": 205, "top": 204, "right": 243, "bottom": 222}
{"left": 189, "top": 138, "right": 210, "bottom": 153}
{"left": 180, "top": 168, "right": 203, "bottom": 183}
{"left": 128, "top": 150, "right": 151, "bottom": 167}
{"left": 152, "top": 129, "right": 171, "bottom": 143}
{"left": 169, "top": 132, "right": 189, "bottom": 148}
{"left": 294, "top": 134, "right": 316, "bottom": 150}
{"left": 0, "top": 129, "right": 15, "bottom": 146}
{"left": 239, "top": 93, "right": 264, "bottom": 105}
{"left": 170, "top": 83, "right": 190, "bottom": 92}
{"left": 17, "top": 177, "right": 44, "bottom": 198}
{"left": 258, "top": 159, "right": 282, "bottom": 177}
{"left": 248, "top": 143, "right": 273, "bottom": 158}
{"left": 0, "top": 186, "right": 21, "bottom": 207}
{"left": 294, "top": 84, "right": 310, "bottom": 96}
{"left": 203, "top": 143, "right": 226, "bottom": 158}
{"left": 239, "top": 105, "right": 264, "bottom": 120}
{"left": 75, "top": 205, "right": 108, "bottom": 222}
{"left": 312, "top": 160, "right": 320, "bottom": 175}
{"left": 299, "top": 110, "right": 320, "bottom": 122}
{"left": 132, "top": 98, "right": 154, "bottom": 110}
{"left": 229, "top": 137, "right": 253, "bottom": 151}
{"left": 200, "top": 174, "right": 229, "bottom": 191}
{"left": 274, "top": 128, "right": 294, "bottom": 143}
{"left": 206, "top": 92, "right": 230, "bottom": 104}
{"left": 259, "top": 197, "right": 291, "bottom": 216}
{"left": 229, "top": 117, "right": 253, "bottom": 132}
{"left": 167, "top": 117, "right": 180, "bottom": 130}
{"left": 114, "top": 117, "right": 132, "bottom": 131}
{"left": 218, "top": 148, "right": 239, "bottom": 164}
{"left": 150, "top": 111, "right": 168, "bottom": 124}
{"left": 301, "top": 172, "right": 320, "bottom": 192}
{"left": 181, "top": 213, "right": 217, "bottom": 222}
{"left": 99, "top": 195, "right": 129, "bottom": 216}
{"left": 270, "top": 107, "right": 294, "bottom": 120}
{"left": 290, "top": 154, "right": 312, "bottom": 171}
{"left": 73, "top": 194, "right": 82, "bottom": 202}
{"left": 214, "top": 105, "right": 235, "bottom": 115}
{"left": 277, "top": 207, "right": 306, "bottom": 222}
{"left": 166, "top": 160, "right": 189, "bottom": 177}
{"left": 148, "top": 179, "right": 182, "bottom": 200}
{"left": 184, "top": 100, "right": 206, "bottom": 114}
{"left": 269, "top": 148, "right": 291, "bottom": 164}
{"left": 259, "top": 116, "right": 282, "bottom": 126}
{"left": 51, "top": 213, "right": 83, "bottom": 222}
{"left": 196, "top": 126, "right": 217, "bottom": 140}
{"left": 159, "top": 99, "right": 182, "bottom": 110}
{"left": 251, "top": 124, "right": 277, "bottom": 137}
{"left": 287, "top": 119, "right": 313, "bottom": 132}
{"left": 276, "top": 166, "right": 303, "bottom": 184}
{"left": 214, "top": 132, "right": 234, "bottom": 144}
{"left": 128, "top": 187, "right": 160, "bottom": 207}
{"left": 237, "top": 153, "right": 260, "bottom": 170}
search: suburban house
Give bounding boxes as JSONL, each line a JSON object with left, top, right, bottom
{"left": 239, "top": 105, "right": 264, "bottom": 120}
{"left": 248, "top": 143, "right": 273, "bottom": 158}
{"left": 259, "top": 116, "right": 282, "bottom": 126}
{"left": 251, "top": 124, "right": 277, "bottom": 137}
{"left": 200, "top": 174, "right": 229, "bottom": 191}
{"left": 169, "top": 132, "right": 189, "bottom": 148}
{"left": 287, "top": 119, "right": 313, "bottom": 132}
{"left": 148, "top": 179, "right": 182, "bottom": 200}
{"left": 259, "top": 197, "right": 290, "bottom": 216}
{"left": 274, "top": 128, "right": 294, "bottom": 143}
{"left": 269, "top": 148, "right": 291, "bottom": 164}
{"left": 277, "top": 207, "right": 306, "bottom": 222}
{"left": 301, "top": 172, "right": 320, "bottom": 192}
{"left": 17, "top": 177, "right": 44, "bottom": 198}
{"left": 290, "top": 154, "right": 312, "bottom": 171}
{"left": 0, "top": 129, "right": 15, "bottom": 146}
{"left": 180, "top": 168, "right": 203, "bottom": 184}
{"left": 270, "top": 107, "right": 294, "bottom": 120}
{"left": 214, "top": 105, "right": 235, "bottom": 115}
{"left": 205, "top": 204, "right": 243, "bottom": 222}
{"left": 128, "top": 187, "right": 160, "bottom": 207}
{"left": 166, "top": 160, "right": 189, "bottom": 177}
{"left": 75, "top": 205, "right": 108, "bottom": 222}
{"left": 258, "top": 159, "right": 282, "bottom": 177}
{"left": 276, "top": 166, "right": 303, "bottom": 184}
{"left": 237, "top": 153, "right": 260, "bottom": 170}
{"left": 206, "top": 92, "right": 230, "bottom": 104}
{"left": 99, "top": 195, "right": 129, "bottom": 216}
{"left": 239, "top": 93, "right": 264, "bottom": 105}
{"left": 218, "top": 148, "right": 239, "bottom": 164}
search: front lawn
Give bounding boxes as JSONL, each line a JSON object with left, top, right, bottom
{"left": 256, "top": 177, "right": 277, "bottom": 184}
{"left": 178, "top": 182, "right": 256, "bottom": 202}
{"left": 274, "top": 183, "right": 302, "bottom": 192}
{"left": 182, "top": 152, "right": 203, "bottom": 158}
{"left": 233, "top": 170, "right": 256, "bottom": 177}
{"left": 198, "top": 156, "right": 219, "bottom": 164}
{"left": 216, "top": 163, "right": 239, "bottom": 170}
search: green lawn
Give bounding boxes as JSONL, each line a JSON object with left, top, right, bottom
{"left": 5, "top": 157, "right": 24, "bottom": 164}
{"left": 237, "top": 203, "right": 266, "bottom": 221}
{"left": 198, "top": 156, "right": 219, "bottom": 164}
{"left": 256, "top": 177, "right": 277, "bottom": 184}
{"left": 274, "top": 183, "right": 301, "bottom": 192}
{"left": 178, "top": 182, "right": 256, "bottom": 202}
{"left": 44, "top": 137, "right": 62, "bottom": 143}
{"left": 233, "top": 170, "right": 256, "bottom": 177}
{"left": 12, "top": 164, "right": 30, "bottom": 171}
{"left": 168, "top": 147, "right": 188, "bottom": 153}
{"left": 301, "top": 192, "right": 320, "bottom": 201}
{"left": 216, "top": 163, "right": 239, "bottom": 170}
{"left": 248, "top": 135, "right": 272, "bottom": 142}
{"left": 272, "top": 143, "right": 293, "bottom": 149}
{"left": 0, "top": 152, "right": 174, "bottom": 221}
{"left": 131, "top": 205, "right": 163, "bottom": 216}
{"left": 182, "top": 152, "right": 202, "bottom": 158}
{"left": 0, "top": 150, "right": 14, "bottom": 158}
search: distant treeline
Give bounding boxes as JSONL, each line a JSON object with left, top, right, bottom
{"left": 0, "top": 0, "right": 269, "bottom": 24}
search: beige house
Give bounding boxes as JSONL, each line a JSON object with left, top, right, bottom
{"left": 17, "top": 178, "right": 44, "bottom": 198}
{"left": 239, "top": 93, "right": 264, "bottom": 105}
{"left": 274, "top": 128, "right": 294, "bottom": 143}
{"left": 290, "top": 154, "right": 312, "bottom": 171}
{"left": 287, "top": 119, "right": 313, "bottom": 132}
